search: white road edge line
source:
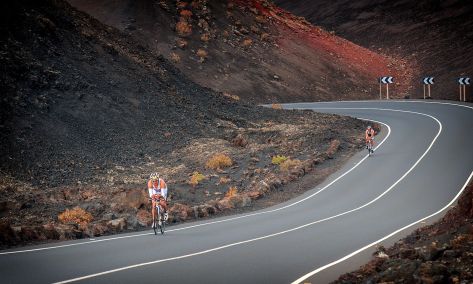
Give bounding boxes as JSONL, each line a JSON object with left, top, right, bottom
{"left": 289, "top": 100, "right": 473, "bottom": 111}
{"left": 53, "top": 108, "right": 442, "bottom": 283}
{"left": 291, "top": 171, "right": 473, "bottom": 284}
{"left": 0, "top": 118, "right": 391, "bottom": 256}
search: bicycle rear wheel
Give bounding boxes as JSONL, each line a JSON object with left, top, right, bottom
{"left": 159, "top": 215, "right": 165, "bottom": 234}
{"left": 153, "top": 219, "right": 158, "bottom": 235}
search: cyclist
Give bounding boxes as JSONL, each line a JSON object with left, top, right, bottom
{"left": 365, "top": 125, "right": 376, "bottom": 153}
{"left": 148, "top": 172, "right": 168, "bottom": 224}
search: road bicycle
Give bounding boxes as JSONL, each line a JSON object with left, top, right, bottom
{"left": 366, "top": 138, "right": 374, "bottom": 156}
{"left": 150, "top": 197, "right": 166, "bottom": 235}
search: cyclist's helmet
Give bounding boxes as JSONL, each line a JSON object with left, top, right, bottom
{"left": 367, "top": 125, "right": 372, "bottom": 129}
{"left": 150, "top": 172, "right": 159, "bottom": 180}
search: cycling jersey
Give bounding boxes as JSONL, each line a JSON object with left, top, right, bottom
{"left": 148, "top": 178, "right": 168, "bottom": 199}
{"left": 365, "top": 129, "right": 375, "bottom": 140}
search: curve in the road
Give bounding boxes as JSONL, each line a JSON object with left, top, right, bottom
{"left": 53, "top": 107, "right": 443, "bottom": 283}
{"left": 1, "top": 101, "right": 472, "bottom": 284}
{"left": 0, "top": 119, "right": 392, "bottom": 257}
{"left": 292, "top": 171, "right": 473, "bottom": 283}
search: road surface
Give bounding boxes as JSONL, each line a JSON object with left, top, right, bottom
{"left": 1, "top": 100, "right": 472, "bottom": 284}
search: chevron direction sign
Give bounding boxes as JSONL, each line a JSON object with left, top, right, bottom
{"left": 423, "top": 77, "right": 434, "bottom": 84}
{"left": 458, "top": 77, "right": 470, "bottom": 102}
{"left": 458, "top": 77, "right": 470, "bottom": 85}
{"left": 378, "top": 76, "right": 394, "bottom": 99}
{"left": 379, "top": 76, "right": 394, "bottom": 84}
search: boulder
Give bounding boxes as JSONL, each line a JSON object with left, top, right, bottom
{"left": 107, "top": 218, "right": 127, "bottom": 231}
{"left": 136, "top": 209, "right": 152, "bottom": 227}
{"left": 169, "top": 203, "right": 193, "bottom": 222}
{"left": 123, "top": 189, "right": 148, "bottom": 209}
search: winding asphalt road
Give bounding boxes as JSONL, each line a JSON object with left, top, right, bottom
{"left": 1, "top": 100, "right": 472, "bottom": 284}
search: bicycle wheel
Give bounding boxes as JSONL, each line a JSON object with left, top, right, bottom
{"left": 159, "top": 213, "right": 165, "bottom": 234}
{"left": 153, "top": 205, "right": 160, "bottom": 235}
{"left": 153, "top": 219, "right": 158, "bottom": 235}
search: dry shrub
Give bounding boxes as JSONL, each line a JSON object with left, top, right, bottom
{"left": 242, "top": 38, "right": 253, "bottom": 47}
{"left": 219, "top": 176, "right": 231, "bottom": 185}
{"left": 176, "top": 1, "right": 187, "bottom": 8}
{"left": 223, "top": 92, "right": 240, "bottom": 101}
{"left": 196, "top": 48, "right": 208, "bottom": 62}
{"left": 180, "top": 9, "right": 193, "bottom": 18}
{"left": 176, "top": 20, "right": 192, "bottom": 36}
{"left": 272, "top": 155, "right": 288, "bottom": 165}
{"left": 260, "top": 32, "right": 270, "bottom": 41}
{"left": 271, "top": 103, "right": 283, "bottom": 110}
{"left": 206, "top": 153, "right": 232, "bottom": 170}
{"left": 200, "top": 33, "right": 210, "bottom": 42}
{"left": 280, "top": 159, "right": 302, "bottom": 172}
{"left": 58, "top": 207, "right": 93, "bottom": 225}
{"left": 255, "top": 15, "right": 267, "bottom": 24}
{"left": 170, "top": 52, "right": 181, "bottom": 63}
{"left": 190, "top": 171, "right": 206, "bottom": 187}
{"left": 222, "top": 30, "right": 230, "bottom": 37}
{"left": 176, "top": 38, "right": 188, "bottom": 49}
{"left": 225, "top": 186, "right": 238, "bottom": 198}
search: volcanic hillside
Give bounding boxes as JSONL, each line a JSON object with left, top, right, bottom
{"left": 68, "top": 0, "right": 414, "bottom": 102}
{"left": 0, "top": 0, "right": 367, "bottom": 245}
{"left": 275, "top": 0, "right": 473, "bottom": 100}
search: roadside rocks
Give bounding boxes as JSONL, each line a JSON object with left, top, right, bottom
{"left": 107, "top": 218, "right": 127, "bottom": 231}
{"left": 334, "top": 182, "right": 473, "bottom": 284}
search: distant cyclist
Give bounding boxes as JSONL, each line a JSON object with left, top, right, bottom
{"left": 365, "top": 125, "right": 376, "bottom": 153}
{"left": 148, "top": 172, "right": 168, "bottom": 224}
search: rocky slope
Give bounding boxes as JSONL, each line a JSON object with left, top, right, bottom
{"left": 67, "top": 0, "right": 413, "bottom": 102}
{"left": 0, "top": 0, "right": 367, "bottom": 247}
{"left": 275, "top": 0, "right": 473, "bottom": 101}
{"left": 334, "top": 181, "right": 473, "bottom": 284}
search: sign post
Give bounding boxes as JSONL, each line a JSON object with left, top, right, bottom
{"left": 458, "top": 77, "right": 470, "bottom": 102}
{"left": 422, "top": 77, "right": 434, "bottom": 99}
{"left": 379, "top": 76, "right": 394, "bottom": 99}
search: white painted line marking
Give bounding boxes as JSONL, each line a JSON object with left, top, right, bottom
{"left": 53, "top": 108, "right": 442, "bottom": 283}
{"left": 292, "top": 171, "right": 473, "bottom": 284}
{"left": 0, "top": 118, "right": 391, "bottom": 256}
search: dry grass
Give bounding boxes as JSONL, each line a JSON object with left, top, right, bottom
{"left": 176, "top": 20, "right": 192, "bottom": 37}
{"left": 170, "top": 52, "right": 181, "bottom": 63}
{"left": 225, "top": 186, "right": 238, "bottom": 198}
{"left": 261, "top": 33, "right": 270, "bottom": 41}
{"left": 206, "top": 153, "right": 232, "bottom": 170}
{"left": 196, "top": 48, "right": 208, "bottom": 62}
{"left": 190, "top": 171, "right": 206, "bottom": 187}
{"left": 280, "top": 159, "right": 302, "bottom": 172}
{"left": 255, "top": 15, "right": 267, "bottom": 24}
{"left": 223, "top": 92, "right": 240, "bottom": 101}
{"left": 271, "top": 103, "right": 283, "bottom": 110}
{"left": 271, "top": 155, "right": 288, "bottom": 165}
{"left": 58, "top": 207, "right": 93, "bottom": 225}
{"left": 218, "top": 176, "right": 231, "bottom": 185}
{"left": 242, "top": 38, "right": 253, "bottom": 47}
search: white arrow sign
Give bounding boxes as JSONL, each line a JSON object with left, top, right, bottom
{"left": 379, "top": 76, "right": 394, "bottom": 84}
{"left": 459, "top": 77, "right": 470, "bottom": 85}
{"left": 423, "top": 77, "right": 434, "bottom": 85}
